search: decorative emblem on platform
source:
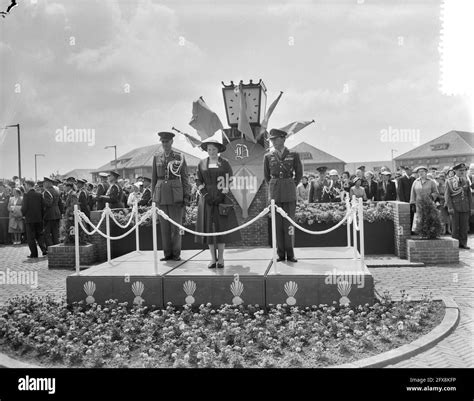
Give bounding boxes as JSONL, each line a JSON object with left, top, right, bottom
{"left": 83, "top": 281, "right": 96, "bottom": 304}
{"left": 337, "top": 280, "right": 352, "bottom": 305}
{"left": 235, "top": 143, "right": 249, "bottom": 160}
{"left": 230, "top": 274, "right": 244, "bottom": 305}
{"left": 131, "top": 281, "right": 145, "bottom": 305}
{"left": 284, "top": 281, "right": 298, "bottom": 305}
{"left": 183, "top": 280, "right": 196, "bottom": 305}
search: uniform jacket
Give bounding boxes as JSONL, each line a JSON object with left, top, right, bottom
{"left": 377, "top": 180, "right": 397, "bottom": 201}
{"left": 95, "top": 182, "right": 109, "bottom": 210}
{"left": 21, "top": 189, "right": 44, "bottom": 224}
{"left": 152, "top": 150, "right": 190, "bottom": 206}
{"left": 102, "top": 183, "right": 124, "bottom": 209}
{"left": 321, "top": 179, "right": 343, "bottom": 203}
{"left": 397, "top": 175, "right": 416, "bottom": 203}
{"left": 64, "top": 190, "right": 79, "bottom": 219}
{"left": 42, "top": 187, "right": 61, "bottom": 221}
{"left": 308, "top": 178, "right": 328, "bottom": 203}
{"left": 138, "top": 186, "right": 152, "bottom": 207}
{"left": 445, "top": 176, "right": 472, "bottom": 212}
{"left": 263, "top": 147, "right": 303, "bottom": 203}
{"left": 78, "top": 188, "right": 91, "bottom": 218}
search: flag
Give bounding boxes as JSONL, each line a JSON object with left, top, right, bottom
{"left": 237, "top": 84, "right": 256, "bottom": 143}
{"left": 279, "top": 120, "right": 315, "bottom": 137}
{"left": 189, "top": 98, "right": 224, "bottom": 140}
{"left": 257, "top": 91, "right": 283, "bottom": 140}
{"left": 183, "top": 132, "right": 202, "bottom": 148}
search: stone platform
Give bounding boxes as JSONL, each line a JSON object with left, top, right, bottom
{"left": 66, "top": 247, "right": 375, "bottom": 307}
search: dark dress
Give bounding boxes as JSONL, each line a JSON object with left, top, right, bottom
{"left": 195, "top": 157, "right": 241, "bottom": 245}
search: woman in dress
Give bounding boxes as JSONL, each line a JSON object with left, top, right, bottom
{"left": 8, "top": 188, "right": 24, "bottom": 244}
{"left": 127, "top": 182, "right": 142, "bottom": 207}
{"left": 195, "top": 137, "right": 241, "bottom": 269}
{"left": 409, "top": 166, "right": 439, "bottom": 233}
{"left": 349, "top": 177, "right": 367, "bottom": 201}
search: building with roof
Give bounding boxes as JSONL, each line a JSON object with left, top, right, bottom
{"left": 344, "top": 161, "right": 392, "bottom": 174}
{"left": 91, "top": 144, "right": 201, "bottom": 182}
{"left": 59, "top": 169, "right": 94, "bottom": 182}
{"left": 394, "top": 130, "right": 473, "bottom": 170}
{"left": 289, "top": 142, "right": 345, "bottom": 174}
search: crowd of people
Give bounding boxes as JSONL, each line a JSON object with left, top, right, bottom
{"left": 1, "top": 142, "right": 473, "bottom": 258}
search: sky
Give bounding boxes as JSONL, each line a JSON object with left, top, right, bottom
{"left": 0, "top": 0, "right": 472, "bottom": 180}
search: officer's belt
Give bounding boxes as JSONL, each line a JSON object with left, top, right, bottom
{"left": 156, "top": 177, "right": 180, "bottom": 180}
{"left": 271, "top": 175, "right": 294, "bottom": 179}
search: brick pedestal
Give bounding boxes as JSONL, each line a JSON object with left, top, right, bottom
{"left": 407, "top": 237, "right": 459, "bottom": 264}
{"left": 48, "top": 243, "right": 97, "bottom": 269}
{"left": 389, "top": 201, "right": 411, "bottom": 259}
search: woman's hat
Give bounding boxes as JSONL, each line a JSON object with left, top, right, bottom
{"left": 133, "top": 182, "right": 142, "bottom": 188}
{"left": 353, "top": 176, "right": 361, "bottom": 183}
{"left": 328, "top": 169, "right": 339, "bottom": 176}
{"left": 200, "top": 137, "right": 226, "bottom": 153}
{"left": 381, "top": 170, "right": 392, "bottom": 176}
{"left": 414, "top": 165, "right": 428, "bottom": 173}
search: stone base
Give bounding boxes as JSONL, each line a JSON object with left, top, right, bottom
{"left": 48, "top": 243, "right": 97, "bottom": 269}
{"left": 66, "top": 248, "right": 375, "bottom": 307}
{"left": 407, "top": 237, "right": 459, "bottom": 264}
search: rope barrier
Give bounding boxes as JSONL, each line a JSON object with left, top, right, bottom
{"left": 275, "top": 204, "right": 357, "bottom": 235}
{"left": 107, "top": 203, "right": 138, "bottom": 229}
{"left": 156, "top": 206, "right": 271, "bottom": 237}
{"left": 73, "top": 209, "right": 107, "bottom": 235}
{"left": 77, "top": 209, "right": 153, "bottom": 240}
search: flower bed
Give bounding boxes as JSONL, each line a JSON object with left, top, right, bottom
{"left": 0, "top": 291, "right": 443, "bottom": 368}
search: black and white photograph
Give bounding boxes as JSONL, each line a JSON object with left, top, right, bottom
{"left": 0, "top": 0, "right": 473, "bottom": 400}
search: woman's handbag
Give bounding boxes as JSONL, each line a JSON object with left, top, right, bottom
{"left": 218, "top": 195, "right": 234, "bottom": 216}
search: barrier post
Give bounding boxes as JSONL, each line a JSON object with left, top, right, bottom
{"left": 346, "top": 195, "right": 351, "bottom": 247}
{"left": 135, "top": 202, "right": 140, "bottom": 252}
{"left": 105, "top": 203, "right": 111, "bottom": 264}
{"left": 358, "top": 197, "right": 365, "bottom": 268}
{"left": 152, "top": 202, "right": 158, "bottom": 275}
{"left": 352, "top": 196, "right": 358, "bottom": 260}
{"left": 74, "top": 204, "right": 80, "bottom": 275}
{"left": 270, "top": 199, "right": 278, "bottom": 269}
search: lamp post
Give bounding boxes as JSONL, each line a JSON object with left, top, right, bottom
{"left": 391, "top": 149, "right": 398, "bottom": 172}
{"left": 2, "top": 124, "right": 21, "bottom": 180}
{"left": 105, "top": 145, "right": 117, "bottom": 170}
{"left": 34, "top": 154, "right": 45, "bottom": 182}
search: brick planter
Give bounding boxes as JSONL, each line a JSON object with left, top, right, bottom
{"left": 407, "top": 237, "right": 459, "bottom": 264}
{"left": 48, "top": 243, "right": 97, "bottom": 269}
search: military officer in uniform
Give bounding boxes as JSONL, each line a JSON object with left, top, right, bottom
{"left": 152, "top": 131, "right": 190, "bottom": 261}
{"left": 445, "top": 163, "right": 471, "bottom": 249}
{"left": 99, "top": 171, "right": 124, "bottom": 209}
{"left": 76, "top": 179, "right": 91, "bottom": 220}
{"left": 308, "top": 166, "right": 328, "bottom": 203}
{"left": 95, "top": 172, "right": 110, "bottom": 211}
{"left": 42, "top": 177, "right": 61, "bottom": 247}
{"left": 264, "top": 129, "right": 303, "bottom": 262}
{"left": 139, "top": 176, "right": 152, "bottom": 206}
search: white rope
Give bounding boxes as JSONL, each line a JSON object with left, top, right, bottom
{"left": 77, "top": 209, "right": 153, "bottom": 240}
{"left": 73, "top": 208, "right": 107, "bottom": 235}
{"left": 275, "top": 204, "right": 357, "bottom": 235}
{"left": 156, "top": 206, "right": 270, "bottom": 237}
{"left": 108, "top": 203, "right": 138, "bottom": 229}
{"left": 353, "top": 209, "right": 360, "bottom": 231}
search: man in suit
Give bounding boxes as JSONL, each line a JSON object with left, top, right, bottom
{"left": 377, "top": 171, "right": 397, "bottom": 201}
{"left": 264, "top": 129, "right": 303, "bottom": 263}
{"left": 95, "top": 172, "right": 109, "bottom": 211}
{"left": 397, "top": 165, "right": 416, "bottom": 230}
{"left": 152, "top": 131, "right": 191, "bottom": 261}
{"left": 445, "top": 163, "right": 472, "bottom": 249}
{"left": 308, "top": 166, "right": 328, "bottom": 203}
{"left": 21, "top": 180, "right": 48, "bottom": 258}
{"left": 138, "top": 176, "right": 152, "bottom": 206}
{"left": 100, "top": 171, "right": 124, "bottom": 209}
{"left": 42, "top": 177, "right": 61, "bottom": 247}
